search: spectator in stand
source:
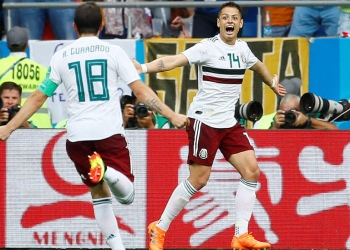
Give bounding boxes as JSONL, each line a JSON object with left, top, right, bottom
{"left": 151, "top": 1, "right": 194, "bottom": 38}
{"left": 0, "top": 81, "right": 36, "bottom": 128}
{"left": 3, "top": 0, "right": 76, "bottom": 40}
{"left": 263, "top": 6, "right": 294, "bottom": 37}
{"left": 0, "top": 26, "right": 52, "bottom": 128}
{"left": 102, "top": 0, "right": 153, "bottom": 39}
{"left": 338, "top": 6, "right": 350, "bottom": 37}
{"left": 288, "top": 5, "right": 340, "bottom": 37}
{"left": 191, "top": 0, "right": 254, "bottom": 38}
{"left": 191, "top": 0, "right": 224, "bottom": 38}
{"left": 254, "top": 94, "right": 338, "bottom": 130}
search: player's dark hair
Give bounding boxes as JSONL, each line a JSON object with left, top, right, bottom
{"left": 0, "top": 82, "right": 22, "bottom": 96}
{"left": 218, "top": 1, "right": 243, "bottom": 18}
{"left": 74, "top": 1, "right": 102, "bottom": 35}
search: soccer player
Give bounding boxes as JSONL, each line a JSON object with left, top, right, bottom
{"left": 133, "top": 1, "right": 286, "bottom": 249}
{"left": 0, "top": 2, "right": 188, "bottom": 250}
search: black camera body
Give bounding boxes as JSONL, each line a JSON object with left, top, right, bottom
{"left": 280, "top": 108, "right": 299, "bottom": 129}
{"left": 120, "top": 95, "right": 150, "bottom": 118}
{"left": 8, "top": 105, "right": 20, "bottom": 120}
{"left": 1, "top": 105, "right": 20, "bottom": 125}
{"left": 133, "top": 102, "right": 150, "bottom": 118}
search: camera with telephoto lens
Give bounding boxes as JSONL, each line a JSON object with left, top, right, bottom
{"left": 133, "top": 102, "right": 150, "bottom": 118}
{"left": 235, "top": 101, "right": 263, "bottom": 122}
{"left": 300, "top": 92, "right": 350, "bottom": 122}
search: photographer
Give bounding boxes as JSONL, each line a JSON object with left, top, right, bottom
{"left": 0, "top": 82, "right": 35, "bottom": 128}
{"left": 0, "top": 26, "right": 51, "bottom": 128}
{"left": 121, "top": 92, "right": 173, "bottom": 129}
{"left": 269, "top": 94, "right": 338, "bottom": 130}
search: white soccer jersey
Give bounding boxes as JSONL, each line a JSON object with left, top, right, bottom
{"left": 182, "top": 35, "right": 258, "bottom": 128}
{"left": 48, "top": 36, "right": 140, "bottom": 142}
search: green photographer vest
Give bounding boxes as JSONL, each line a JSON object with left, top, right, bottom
{"left": 0, "top": 56, "right": 52, "bottom": 128}
{"left": 256, "top": 112, "right": 276, "bottom": 129}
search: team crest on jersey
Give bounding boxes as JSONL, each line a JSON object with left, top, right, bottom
{"left": 199, "top": 148, "right": 208, "bottom": 159}
{"left": 240, "top": 52, "right": 247, "bottom": 63}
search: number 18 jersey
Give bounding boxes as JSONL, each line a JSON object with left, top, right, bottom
{"left": 42, "top": 36, "right": 140, "bottom": 142}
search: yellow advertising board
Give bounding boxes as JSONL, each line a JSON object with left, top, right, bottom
{"left": 144, "top": 38, "right": 309, "bottom": 128}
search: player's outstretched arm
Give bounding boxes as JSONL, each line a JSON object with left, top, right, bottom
{"left": 133, "top": 54, "right": 189, "bottom": 74}
{"left": 0, "top": 90, "right": 48, "bottom": 140}
{"left": 250, "top": 60, "right": 286, "bottom": 96}
{"left": 129, "top": 80, "right": 189, "bottom": 128}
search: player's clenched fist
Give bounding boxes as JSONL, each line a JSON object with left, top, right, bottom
{"left": 170, "top": 114, "right": 189, "bottom": 128}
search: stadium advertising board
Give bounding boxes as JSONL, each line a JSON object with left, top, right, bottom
{"left": 0, "top": 129, "right": 348, "bottom": 249}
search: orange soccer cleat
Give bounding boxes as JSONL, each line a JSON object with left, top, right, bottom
{"left": 231, "top": 232, "right": 271, "bottom": 250}
{"left": 148, "top": 221, "right": 166, "bottom": 250}
{"left": 88, "top": 151, "right": 106, "bottom": 183}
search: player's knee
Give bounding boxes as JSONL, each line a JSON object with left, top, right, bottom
{"left": 189, "top": 177, "right": 208, "bottom": 190}
{"left": 197, "top": 179, "right": 208, "bottom": 190}
{"left": 241, "top": 166, "right": 260, "bottom": 181}
{"left": 116, "top": 189, "right": 135, "bottom": 204}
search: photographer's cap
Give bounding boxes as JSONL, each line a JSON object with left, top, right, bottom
{"left": 280, "top": 77, "right": 302, "bottom": 95}
{"left": 6, "top": 26, "right": 29, "bottom": 50}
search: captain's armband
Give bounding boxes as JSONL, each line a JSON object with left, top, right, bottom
{"left": 38, "top": 77, "right": 59, "bottom": 97}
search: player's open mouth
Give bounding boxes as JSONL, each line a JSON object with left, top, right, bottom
{"left": 226, "top": 25, "right": 234, "bottom": 34}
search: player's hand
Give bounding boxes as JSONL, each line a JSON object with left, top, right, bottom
{"left": 0, "top": 125, "right": 12, "bottom": 141}
{"left": 170, "top": 114, "right": 190, "bottom": 129}
{"left": 271, "top": 74, "right": 286, "bottom": 96}
{"left": 131, "top": 59, "right": 142, "bottom": 74}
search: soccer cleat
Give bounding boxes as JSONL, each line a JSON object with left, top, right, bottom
{"left": 88, "top": 152, "right": 106, "bottom": 183}
{"left": 148, "top": 221, "right": 166, "bottom": 250}
{"left": 231, "top": 232, "right": 271, "bottom": 250}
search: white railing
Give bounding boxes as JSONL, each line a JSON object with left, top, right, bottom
{"left": 3, "top": 0, "right": 350, "bottom": 37}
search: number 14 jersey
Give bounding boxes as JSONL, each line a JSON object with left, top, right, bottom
{"left": 182, "top": 35, "right": 258, "bottom": 129}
